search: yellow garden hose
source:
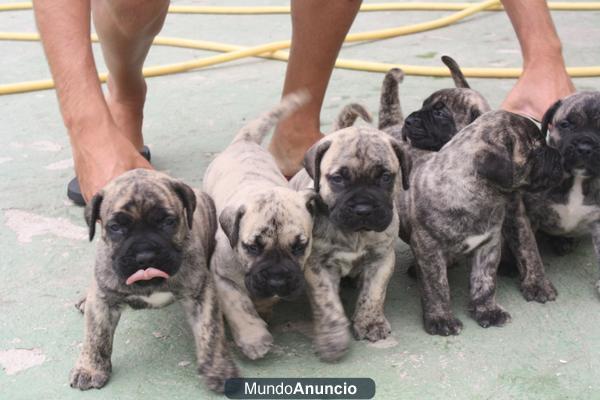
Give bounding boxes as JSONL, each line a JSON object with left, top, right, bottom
{"left": 1, "top": 0, "right": 600, "bottom": 95}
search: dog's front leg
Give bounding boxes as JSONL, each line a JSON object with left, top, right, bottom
{"left": 180, "top": 276, "right": 239, "bottom": 393}
{"left": 413, "top": 234, "right": 462, "bottom": 336}
{"left": 503, "top": 194, "right": 557, "bottom": 302}
{"left": 69, "top": 283, "right": 121, "bottom": 390}
{"left": 468, "top": 234, "right": 512, "bottom": 328}
{"left": 351, "top": 249, "right": 394, "bottom": 342}
{"left": 212, "top": 265, "right": 273, "bottom": 360}
{"left": 304, "top": 258, "right": 350, "bottom": 362}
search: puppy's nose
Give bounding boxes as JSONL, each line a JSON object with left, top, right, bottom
{"left": 404, "top": 115, "right": 417, "bottom": 127}
{"left": 352, "top": 203, "right": 374, "bottom": 216}
{"left": 576, "top": 142, "right": 594, "bottom": 157}
{"left": 135, "top": 250, "right": 156, "bottom": 265}
{"left": 268, "top": 277, "right": 287, "bottom": 292}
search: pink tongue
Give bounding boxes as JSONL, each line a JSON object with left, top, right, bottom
{"left": 126, "top": 268, "right": 170, "bottom": 285}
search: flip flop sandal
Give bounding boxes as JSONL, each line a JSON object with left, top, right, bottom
{"left": 67, "top": 145, "right": 151, "bottom": 206}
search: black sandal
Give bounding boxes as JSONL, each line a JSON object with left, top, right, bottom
{"left": 67, "top": 145, "right": 151, "bottom": 206}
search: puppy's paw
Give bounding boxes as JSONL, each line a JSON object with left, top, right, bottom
{"left": 202, "top": 357, "right": 239, "bottom": 394}
{"left": 315, "top": 326, "right": 351, "bottom": 362}
{"left": 352, "top": 315, "right": 391, "bottom": 342}
{"left": 472, "top": 306, "right": 511, "bottom": 328}
{"left": 423, "top": 315, "right": 463, "bottom": 336}
{"left": 520, "top": 278, "right": 557, "bottom": 303}
{"left": 69, "top": 367, "right": 110, "bottom": 390}
{"left": 237, "top": 331, "right": 273, "bottom": 360}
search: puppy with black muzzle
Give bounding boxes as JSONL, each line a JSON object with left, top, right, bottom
{"left": 504, "top": 92, "right": 600, "bottom": 299}
{"left": 380, "top": 56, "right": 491, "bottom": 152}
{"left": 399, "top": 111, "right": 563, "bottom": 336}
{"left": 290, "top": 125, "right": 411, "bottom": 361}
{"left": 203, "top": 93, "right": 317, "bottom": 360}
{"left": 70, "top": 169, "right": 237, "bottom": 393}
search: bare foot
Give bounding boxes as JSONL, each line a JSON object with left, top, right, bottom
{"left": 502, "top": 60, "right": 575, "bottom": 121}
{"left": 105, "top": 75, "right": 146, "bottom": 150}
{"left": 269, "top": 116, "right": 323, "bottom": 178}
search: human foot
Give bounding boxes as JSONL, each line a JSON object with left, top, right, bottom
{"left": 269, "top": 118, "right": 323, "bottom": 178}
{"left": 71, "top": 116, "right": 152, "bottom": 202}
{"left": 502, "top": 60, "right": 575, "bottom": 121}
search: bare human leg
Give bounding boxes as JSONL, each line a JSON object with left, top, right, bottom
{"left": 501, "top": 0, "right": 575, "bottom": 121}
{"left": 269, "top": 0, "right": 362, "bottom": 177}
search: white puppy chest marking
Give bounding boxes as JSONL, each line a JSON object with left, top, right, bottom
{"left": 463, "top": 232, "right": 491, "bottom": 253}
{"left": 551, "top": 175, "right": 600, "bottom": 233}
{"left": 129, "top": 292, "right": 175, "bottom": 308}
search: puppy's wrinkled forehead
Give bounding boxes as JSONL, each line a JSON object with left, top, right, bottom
{"left": 102, "top": 170, "right": 180, "bottom": 218}
{"left": 321, "top": 127, "right": 398, "bottom": 174}
{"left": 554, "top": 92, "right": 600, "bottom": 128}
{"left": 241, "top": 188, "right": 312, "bottom": 244}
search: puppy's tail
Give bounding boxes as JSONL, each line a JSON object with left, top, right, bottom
{"left": 233, "top": 90, "right": 310, "bottom": 144}
{"left": 441, "top": 55, "right": 470, "bottom": 89}
{"left": 378, "top": 68, "right": 405, "bottom": 130}
{"left": 333, "top": 103, "right": 373, "bottom": 131}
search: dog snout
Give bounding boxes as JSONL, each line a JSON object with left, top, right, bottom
{"left": 135, "top": 250, "right": 157, "bottom": 265}
{"left": 404, "top": 114, "right": 420, "bottom": 128}
{"left": 575, "top": 142, "right": 595, "bottom": 157}
{"left": 351, "top": 202, "right": 375, "bottom": 216}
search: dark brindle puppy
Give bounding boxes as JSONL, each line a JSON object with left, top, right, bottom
{"left": 399, "top": 111, "right": 562, "bottom": 336}
{"left": 504, "top": 92, "right": 600, "bottom": 299}
{"left": 380, "top": 56, "right": 491, "bottom": 152}
{"left": 70, "top": 169, "right": 237, "bottom": 393}
{"left": 290, "top": 125, "right": 411, "bottom": 361}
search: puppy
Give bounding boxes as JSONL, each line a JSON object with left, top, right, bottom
{"left": 203, "top": 93, "right": 316, "bottom": 360}
{"left": 290, "top": 125, "right": 411, "bottom": 361}
{"left": 380, "top": 56, "right": 491, "bottom": 152}
{"left": 504, "top": 92, "right": 600, "bottom": 299}
{"left": 70, "top": 169, "right": 237, "bottom": 393}
{"left": 399, "top": 111, "right": 562, "bottom": 336}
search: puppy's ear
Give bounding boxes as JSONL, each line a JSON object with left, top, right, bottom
{"left": 469, "top": 108, "right": 482, "bottom": 124}
{"left": 389, "top": 138, "right": 412, "bottom": 190}
{"left": 303, "top": 140, "right": 332, "bottom": 192}
{"left": 84, "top": 192, "right": 103, "bottom": 241}
{"left": 219, "top": 205, "right": 246, "bottom": 248}
{"left": 302, "top": 189, "right": 319, "bottom": 217}
{"left": 171, "top": 181, "right": 197, "bottom": 229}
{"left": 541, "top": 99, "right": 563, "bottom": 137}
{"left": 474, "top": 149, "right": 514, "bottom": 189}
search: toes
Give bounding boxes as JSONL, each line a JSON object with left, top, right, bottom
{"left": 315, "top": 328, "right": 351, "bottom": 362}
{"left": 69, "top": 367, "right": 109, "bottom": 390}
{"left": 424, "top": 316, "right": 463, "bottom": 336}
{"left": 473, "top": 308, "right": 512, "bottom": 328}
{"left": 352, "top": 318, "right": 391, "bottom": 342}
{"left": 239, "top": 333, "right": 273, "bottom": 360}
{"left": 521, "top": 280, "right": 558, "bottom": 303}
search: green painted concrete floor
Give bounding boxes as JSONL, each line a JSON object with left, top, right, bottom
{"left": 2, "top": 1, "right": 600, "bottom": 399}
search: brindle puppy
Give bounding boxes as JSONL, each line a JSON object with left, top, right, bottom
{"left": 70, "top": 169, "right": 237, "bottom": 393}
{"left": 504, "top": 92, "right": 600, "bottom": 300}
{"left": 399, "top": 111, "right": 562, "bottom": 336}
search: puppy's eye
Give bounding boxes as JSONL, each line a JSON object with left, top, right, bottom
{"left": 162, "top": 217, "right": 177, "bottom": 227}
{"left": 242, "top": 243, "right": 262, "bottom": 256}
{"left": 433, "top": 109, "right": 445, "bottom": 118}
{"left": 558, "top": 120, "right": 571, "bottom": 129}
{"left": 108, "top": 223, "right": 123, "bottom": 234}
{"left": 291, "top": 241, "right": 308, "bottom": 256}
{"left": 380, "top": 172, "right": 393, "bottom": 184}
{"left": 329, "top": 174, "right": 344, "bottom": 184}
